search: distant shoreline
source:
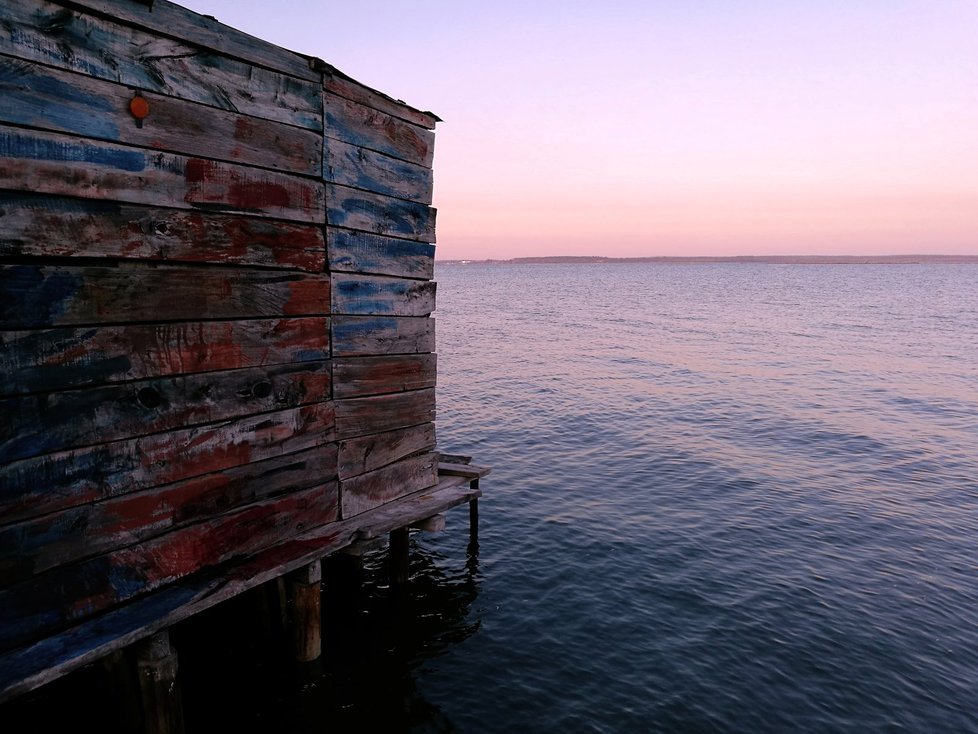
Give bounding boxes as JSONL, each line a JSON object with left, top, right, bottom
{"left": 438, "top": 254, "right": 978, "bottom": 265}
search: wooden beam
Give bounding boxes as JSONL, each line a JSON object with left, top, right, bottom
{"left": 287, "top": 561, "right": 321, "bottom": 663}
{"left": 389, "top": 527, "right": 409, "bottom": 586}
{"left": 334, "top": 388, "right": 435, "bottom": 440}
{"left": 340, "top": 452, "right": 439, "bottom": 518}
{"left": 322, "top": 68, "right": 439, "bottom": 129}
{"left": 324, "top": 93, "right": 434, "bottom": 166}
{"left": 411, "top": 514, "right": 445, "bottom": 533}
{"left": 0, "top": 56, "right": 322, "bottom": 175}
{"left": 331, "top": 316, "right": 435, "bottom": 357}
{"left": 331, "top": 273, "right": 436, "bottom": 317}
{"left": 324, "top": 138, "right": 433, "bottom": 203}
{"left": 325, "top": 184, "right": 435, "bottom": 242}
{"left": 327, "top": 228, "right": 434, "bottom": 280}
{"left": 332, "top": 354, "right": 436, "bottom": 399}
{"left": 133, "top": 630, "right": 185, "bottom": 734}
{"left": 338, "top": 423, "right": 436, "bottom": 480}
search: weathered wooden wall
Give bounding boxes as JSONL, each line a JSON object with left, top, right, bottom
{"left": 0, "top": 0, "right": 440, "bottom": 664}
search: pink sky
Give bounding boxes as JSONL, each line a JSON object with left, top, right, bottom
{"left": 187, "top": 0, "right": 978, "bottom": 259}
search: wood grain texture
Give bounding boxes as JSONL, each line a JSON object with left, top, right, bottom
{"left": 0, "top": 127, "right": 326, "bottom": 222}
{"left": 0, "top": 402, "right": 335, "bottom": 525}
{"left": 0, "top": 445, "right": 339, "bottom": 586}
{"left": 0, "top": 264, "right": 330, "bottom": 329}
{"left": 325, "top": 93, "right": 434, "bottom": 167}
{"left": 327, "top": 228, "right": 434, "bottom": 279}
{"left": 1, "top": 361, "right": 330, "bottom": 463}
{"left": 1, "top": 317, "right": 329, "bottom": 396}
{"left": 0, "top": 472, "right": 480, "bottom": 701}
{"left": 1, "top": 0, "right": 322, "bottom": 129}
{"left": 0, "top": 56, "right": 322, "bottom": 175}
{"left": 331, "top": 273, "right": 436, "bottom": 316}
{"left": 324, "top": 137, "right": 433, "bottom": 203}
{"left": 332, "top": 354, "right": 436, "bottom": 398}
{"left": 326, "top": 184, "right": 435, "bottom": 242}
{"left": 64, "top": 0, "right": 319, "bottom": 82}
{"left": 0, "top": 486, "right": 339, "bottom": 654}
{"left": 331, "top": 316, "right": 435, "bottom": 356}
{"left": 0, "top": 194, "right": 325, "bottom": 270}
{"left": 340, "top": 452, "right": 438, "bottom": 518}
{"left": 334, "top": 388, "right": 436, "bottom": 440}
{"left": 338, "top": 423, "right": 436, "bottom": 480}
{"left": 322, "top": 68, "right": 438, "bottom": 129}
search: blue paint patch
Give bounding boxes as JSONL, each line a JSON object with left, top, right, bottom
{"left": 0, "top": 59, "right": 120, "bottom": 140}
{"left": 108, "top": 564, "right": 151, "bottom": 601}
{"left": 292, "top": 348, "right": 329, "bottom": 362}
{"left": 0, "top": 265, "right": 83, "bottom": 328}
{"left": 0, "top": 131, "right": 145, "bottom": 171}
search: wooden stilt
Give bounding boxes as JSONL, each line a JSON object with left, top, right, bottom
{"left": 287, "top": 561, "right": 322, "bottom": 663}
{"left": 389, "top": 527, "right": 410, "bottom": 586}
{"left": 134, "top": 630, "right": 185, "bottom": 734}
{"left": 100, "top": 649, "right": 142, "bottom": 733}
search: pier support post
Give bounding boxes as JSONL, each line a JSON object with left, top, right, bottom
{"left": 390, "top": 527, "right": 410, "bottom": 586}
{"left": 134, "top": 630, "right": 185, "bottom": 734}
{"left": 469, "top": 477, "right": 480, "bottom": 544}
{"left": 288, "top": 560, "right": 322, "bottom": 663}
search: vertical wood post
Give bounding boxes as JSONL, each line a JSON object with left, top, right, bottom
{"left": 134, "top": 630, "right": 185, "bottom": 734}
{"left": 469, "top": 477, "right": 480, "bottom": 544}
{"left": 100, "top": 649, "right": 143, "bottom": 733}
{"left": 389, "top": 527, "right": 410, "bottom": 586}
{"left": 287, "top": 560, "right": 322, "bottom": 663}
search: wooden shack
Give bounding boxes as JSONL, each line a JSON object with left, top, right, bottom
{"left": 0, "top": 0, "right": 488, "bottom": 719}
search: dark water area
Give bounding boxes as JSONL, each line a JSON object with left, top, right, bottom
{"left": 424, "top": 263, "right": 978, "bottom": 732}
{"left": 7, "top": 263, "right": 978, "bottom": 733}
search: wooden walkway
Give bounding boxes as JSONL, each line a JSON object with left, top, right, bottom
{"left": 0, "top": 459, "right": 489, "bottom": 704}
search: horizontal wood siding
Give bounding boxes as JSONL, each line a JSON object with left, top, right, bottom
{"left": 324, "top": 183, "right": 435, "bottom": 241}
{"left": 0, "top": 444, "right": 338, "bottom": 586}
{"left": 324, "top": 138, "right": 433, "bottom": 203}
{"left": 331, "top": 316, "right": 436, "bottom": 356}
{"left": 327, "top": 229, "right": 434, "bottom": 279}
{"left": 0, "top": 195, "right": 325, "bottom": 270}
{"left": 0, "top": 265, "right": 330, "bottom": 328}
{"left": 331, "top": 273, "right": 436, "bottom": 317}
{"left": 338, "top": 423, "right": 436, "bottom": 480}
{"left": 0, "top": 486, "right": 339, "bottom": 654}
{"left": 1, "top": 317, "right": 329, "bottom": 396}
{"left": 323, "top": 70, "right": 439, "bottom": 129}
{"left": 0, "top": 403, "right": 336, "bottom": 525}
{"left": 334, "top": 388, "right": 436, "bottom": 440}
{"left": 65, "top": 0, "right": 320, "bottom": 82}
{"left": 0, "top": 361, "right": 331, "bottom": 463}
{"left": 2, "top": 0, "right": 322, "bottom": 130}
{"left": 0, "top": 56, "right": 322, "bottom": 176}
{"left": 340, "top": 452, "right": 438, "bottom": 518}
{"left": 333, "top": 354, "right": 436, "bottom": 399}
{"left": 324, "top": 93, "right": 434, "bottom": 167}
{"left": 0, "top": 127, "right": 326, "bottom": 222}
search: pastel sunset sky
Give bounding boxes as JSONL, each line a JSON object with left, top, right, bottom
{"left": 187, "top": 0, "right": 978, "bottom": 260}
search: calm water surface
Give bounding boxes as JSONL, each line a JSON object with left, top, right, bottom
{"left": 417, "top": 263, "right": 978, "bottom": 733}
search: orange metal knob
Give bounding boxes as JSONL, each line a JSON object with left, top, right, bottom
{"left": 130, "top": 96, "right": 150, "bottom": 120}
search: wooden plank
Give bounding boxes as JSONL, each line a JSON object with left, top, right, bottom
{"left": 326, "top": 184, "right": 435, "bottom": 242}
{"left": 0, "top": 360, "right": 331, "bottom": 463}
{"left": 64, "top": 0, "right": 319, "bottom": 82}
{"left": 324, "top": 137, "right": 433, "bottom": 203}
{"left": 1, "top": 0, "right": 322, "bottom": 129}
{"left": 1, "top": 317, "right": 329, "bottom": 396}
{"left": 331, "top": 273, "right": 436, "bottom": 316}
{"left": 340, "top": 452, "right": 438, "bottom": 518}
{"left": 327, "top": 228, "right": 434, "bottom": 280}
{"left": 437, "top": 462, "right": 492, "bottom": 481}
{"left": 412, "top": 514, "right": 446, "bottom": 532}
{"left": 0, "top": 264, "right": 330, "bottom": 329}
{"left": 338, "top": 423, "right": 436, "bottom": 480}
{"left": 332, "top": 354, "right": 436, "bottom": 399}
{"left": 0, "top": 194, "right": 325, "bottom": 270}
{"left": 0, "top": 55, "right": 322, "bottom": 175}
{"left": 325, "top": 93, "right": 434, "bottom": 167}
{"left": 0, "top": 485, "right": 339, "bottom": 654}
{"left": 0, "top": 402, "right": 336, "bottom": 525}
{"left": 331, "top": 315, "right": 435, "bottom": 357}
{"left": 0, "top": 471, "right": 479, "bottom": 701}
{"left": 334, "top": 388, "right": 435, "bottom": 440}
{"left": 0, "top": 126, "right": 326, "bottom": 222}
{"left": 0, "top": 445, "right": 339, "bottom": 586}
{"left": 322, "top": 67, "right": 439, "bottom": 129}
